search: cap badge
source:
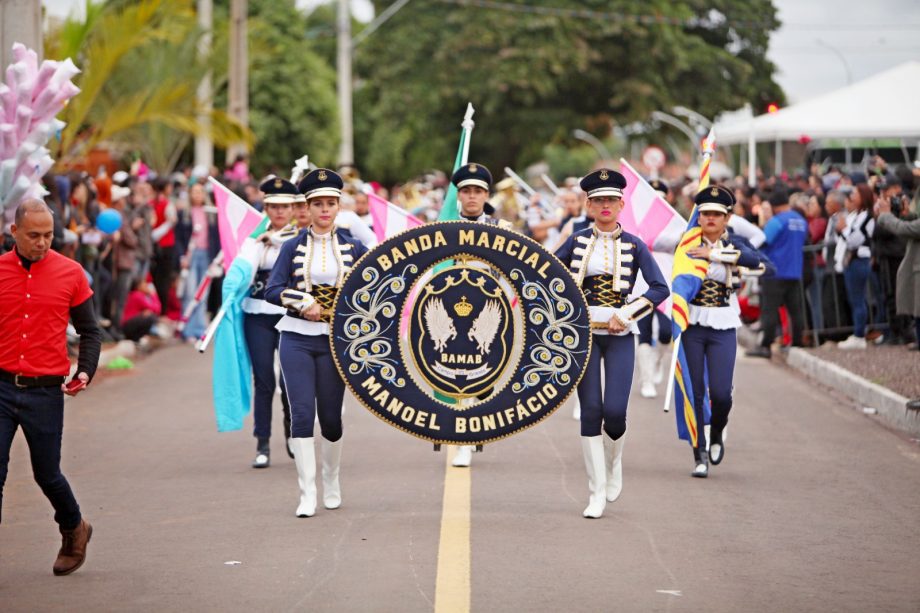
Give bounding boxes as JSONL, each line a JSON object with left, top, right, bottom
{"left": 318, "top": 170, "right": 328, "bottom": 181}
{"left": 599, "top": 170, "right": 609, "bottom": 180}
{"left": 468, "top": 164, "right": 477, "bottom": 173}
{"left": 274, "top": 178, "right": 282, "bottom": 188}
{"left": 710, "top": 187, "right": 719, "bottom": 197}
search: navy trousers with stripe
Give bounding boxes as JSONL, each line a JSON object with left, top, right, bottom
{"left": 681, "top": 325, "right": 736, "bottom": 450}
{"left": 278, "top": 332, "right": 344, "bottom": 441}
{"left": 243, "top": 313, "right": 290, "bottom": 439}
{"left": 577, "top": 333, "right": 635, "bottom": 440}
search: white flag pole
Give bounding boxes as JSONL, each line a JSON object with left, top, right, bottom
{"left": 460, "top": 103, "right": 475, "bottom": 165}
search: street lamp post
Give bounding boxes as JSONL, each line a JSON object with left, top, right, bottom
{"left": 816, "top": 39, "right": 853, "bottom": 86}
{"left": 572, "top": 129, "right": 612, "bottom": 161}
{"left": 337, "top": 0, "right": 353, "bottom": 166}
{"left": 339, "top": 0, "right": 415, "bottom": 167}
{"left": 650, "top": 111, "right": 699, "bottom": 155}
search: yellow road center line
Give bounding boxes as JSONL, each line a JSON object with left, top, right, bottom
{"left": 434, "top": 447, "right": 471, "bottom": 613}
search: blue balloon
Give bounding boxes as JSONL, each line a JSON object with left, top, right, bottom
{"left": 96, "top": 208, "right": 122, "bottom": 234}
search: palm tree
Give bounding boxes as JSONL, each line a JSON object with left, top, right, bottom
{"left": 45, "top": 0, "right": 252, "bottom": 170}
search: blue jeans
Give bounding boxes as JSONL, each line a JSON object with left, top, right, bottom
{"left": 843, "top": 257, "right": 870, "bottom": 338}
{"left": 577, "top": 333, "right": 635, "bottom": 439}
{"left": 0, "top": 380, "right": 82, "bottom": 530}
{"left": 182, "top": 248, "right": 211, "bottom": 339}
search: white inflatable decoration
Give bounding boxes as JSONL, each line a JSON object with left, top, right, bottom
{"left": 0, "top": 42, "right": 81, "bottom": 226}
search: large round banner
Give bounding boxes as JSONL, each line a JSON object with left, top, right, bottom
{"left": 331, "top": 221, "right": 591, "bottom": 444}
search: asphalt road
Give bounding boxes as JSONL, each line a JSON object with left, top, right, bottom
{"left": 2, "top": 345, "right": 919, "bottom": 612}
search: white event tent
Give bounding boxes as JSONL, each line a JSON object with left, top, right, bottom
{"left": 716, "top": 61, "right": 920, "bottom": 143}
{"left": 713, "top": 61, "right": 920, "bottom": 182}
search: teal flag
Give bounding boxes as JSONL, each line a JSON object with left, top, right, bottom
{"left": 438, "top": 121, "right": 468, "bottom": 221}
{"left": 212, "top": 257, "right": 255, "bottom": 431}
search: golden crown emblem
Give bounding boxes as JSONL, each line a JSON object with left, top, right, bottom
{"left": 274, "top": 178, "right": 283, "bottom": 188}
{"left": 318, "top": 170, "right": 328, "bottom": 181}
{"left": 468, "top": 164, "right": 477, "bottom": 173}
{"left": 710, "top": 187, "right": 719, "bottom": 197}
{"left": 453, "top": 296, "right": 473, "bottom": 317}
{"left": 599, "top": 170, "right": 609, "bottom": 180}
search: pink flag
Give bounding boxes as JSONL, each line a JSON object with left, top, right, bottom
{"left": 368, "top": 192, "right": 423, "bottom": 243}
{"left": 619, "top": 159, "right": 687, "bottom": 313}
{"left": 209, "top": 177, "right": 266, "bottom": 269}
{"left": 618, "top": 159, "right": 686, "bottom": 251}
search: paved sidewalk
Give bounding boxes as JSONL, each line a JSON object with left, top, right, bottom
{"left": 738, "top": 326, "right": 920, "bottom": 438}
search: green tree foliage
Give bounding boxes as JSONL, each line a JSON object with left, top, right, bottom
{"left": 245, "top": 0, "right": 339, "bottom": 175}
{"left": 45, "top": 0, "right": 252, "bottom": 170}
{"left": 354, "top": 0, "right": 785, "bottom": 183}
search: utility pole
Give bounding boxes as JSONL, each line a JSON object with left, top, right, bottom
{"left": 1, "top": 0, "right": 42, "bottom": 70}
{"left": 337, "top": 0, "right": 353, "bottom": 166}
{"left": 227, "top": 0, "right": 249, "bottom": 165}
{"left": 194, "top": 0, "right": 214, "bottom": 173}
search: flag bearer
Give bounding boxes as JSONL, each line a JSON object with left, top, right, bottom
{"left": 447, "top": 162, "right": 509, "bottom": 467}
{"left": 682, "top": 186, "right": 773, "bottom": 477}
{"left": 244, "top": 177, "right": 299, "bottom": 468}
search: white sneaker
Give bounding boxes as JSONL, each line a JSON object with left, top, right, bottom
{"left": 838, "top": 335, "right": 867, "bottom": 350}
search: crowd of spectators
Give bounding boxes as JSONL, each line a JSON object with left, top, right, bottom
{"left": 2, "top": 153, "right": 918, "bottom": 359}
{"left": 0, "top": 162, "right": 239, "bottom": 347}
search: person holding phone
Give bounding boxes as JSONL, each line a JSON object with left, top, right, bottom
{"left": 0, "top": 199, "right": 102, "bottom": 575}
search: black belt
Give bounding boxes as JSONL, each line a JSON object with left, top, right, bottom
{"left": 690, "top": 279, "right": 732, "bottom": 308}
{"left": 0, "top": 369, "right": 66, "bottom": 388}
{"left": 582, "top": 275, "right": 627, "bottom": 308}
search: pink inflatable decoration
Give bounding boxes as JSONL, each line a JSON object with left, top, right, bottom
{"left": 0, "top": 42, "right": 81, "bottom": 226}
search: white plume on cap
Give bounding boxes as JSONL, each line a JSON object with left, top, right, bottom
{"left": 290, "top": 155, "right": 310, "bottom": 184}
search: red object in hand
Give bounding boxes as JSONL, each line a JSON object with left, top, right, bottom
{"left": 64, "top": 378, "right": 87, "bottom": 394}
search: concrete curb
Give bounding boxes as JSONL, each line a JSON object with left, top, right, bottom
{"left": 786, "top": 348, "right": 919, "bottom": 437}
{"left": 736, "top": 324, "right": 919, "bottom": 438}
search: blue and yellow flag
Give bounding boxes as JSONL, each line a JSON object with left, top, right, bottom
{"left": 670, "top": 129, "right": 716, "bottom": 446}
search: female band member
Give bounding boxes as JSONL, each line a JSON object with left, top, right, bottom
{"left": 683, "top": 185, "right": 773, "bottom": 477}
{"left": 244, "top": 177, "right": 299, "bottom": 467}
{"left": 265, "top": 169, "right": 368, "bottom": 517}
{"left": 555, "top": 169, "right": 669, "bottom": 518}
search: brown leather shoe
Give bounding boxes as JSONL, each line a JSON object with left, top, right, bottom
{"left": 53, "top": 519, "right": 93, "bottom": 576}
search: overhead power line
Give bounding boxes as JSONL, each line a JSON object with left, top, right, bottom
{"left": 435, "top": 0, "right": 920, "bottom": 31}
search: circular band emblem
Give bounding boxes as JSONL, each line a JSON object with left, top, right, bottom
{"left": 332, "top": 221, "right": 591, "bottom": 445}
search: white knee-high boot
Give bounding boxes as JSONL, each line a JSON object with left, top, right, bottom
{"left": 321, "top": 437, "right": 343, "bottom": 509}
{"left": 289, "top": 437, "right": 317, "bottom": 517}
{"left": 581, "top": 436, "right": 607, "bottom": 518}
{"left": 637, "top": 343, "right": 657, "bottom": 398}
{"left": 603, "top": 431, "right": 626, "bottom": 502}
{"left": 452, "top": 445, "right": 474, "bottom": 467}
{"left": 652, "top": 343, "right": 666, "bottom": 385}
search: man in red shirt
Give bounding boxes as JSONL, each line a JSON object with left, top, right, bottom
{"left": 0, "top": 199, "right": 102, "bottom": 576}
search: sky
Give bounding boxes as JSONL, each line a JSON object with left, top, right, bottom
{"left": 42, "top": 0, "right": 920, "bottom": 106}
